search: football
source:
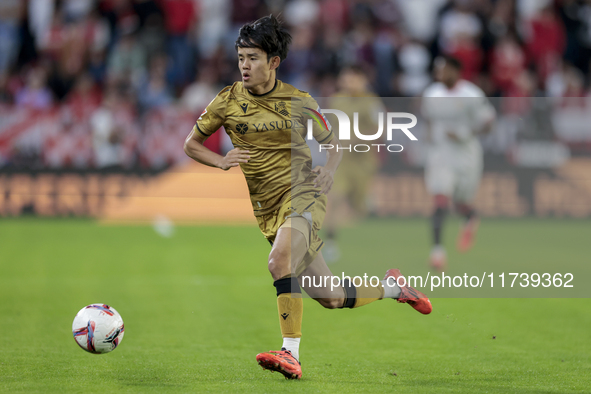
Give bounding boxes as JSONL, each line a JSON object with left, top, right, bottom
{"left": 72, "top": 304, "right": 125, "bottom": 354}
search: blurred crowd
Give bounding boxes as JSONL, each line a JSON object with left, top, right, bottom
{"left": 1, "top": 0, "right": 590, "bottom": 170}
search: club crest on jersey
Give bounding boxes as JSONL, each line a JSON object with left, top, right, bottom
{"left": 275, "top": 101, "right": 289, "bottom": 116}
{"left": 239, "top": 102, "right": 249, "bottom": 114}
{"left": 236, "top": 123, "right": 249, "bottom": 134}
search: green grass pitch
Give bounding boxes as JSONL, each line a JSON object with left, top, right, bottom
{"left": 0, "top": 218, "right": 589, "bottom": 393}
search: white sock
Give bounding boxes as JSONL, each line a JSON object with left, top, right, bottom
{"left": 431, "top": 245, "right": 446, "bottom": 256}
{"left": 282, "top": 337, "right": 300, "bottom": 361}
{"left": 382, "top": 279, "right": 401, "bottom": 299}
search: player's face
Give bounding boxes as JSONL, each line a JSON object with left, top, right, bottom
{"left": 237, "top": 47, "right": 276, "bottom": 90}
{"left": 434, "top": 59, "right": 459, "bottom": 87}
{"left": 338, "top": 71, "right": 367, "bottom": 94}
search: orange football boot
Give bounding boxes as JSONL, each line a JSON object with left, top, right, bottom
{"left": 256, "top": 349, "right": 302, "bottom": 380}
{"left": 384, "top": 269, "right": 432, "bottom": 315}
{"left": 457, "top": 217, "right": 479, "bottom": 252}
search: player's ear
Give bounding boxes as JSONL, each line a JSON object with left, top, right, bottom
{"left": 268, "top": 56, "right": 281, "bottom": 71}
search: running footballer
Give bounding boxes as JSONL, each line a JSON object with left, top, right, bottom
{"left": 184, "top": 15, "right": 432, "bottom": 380}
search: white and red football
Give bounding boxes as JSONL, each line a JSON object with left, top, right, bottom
{"left": 72, "top": 304, "right": 125, "bottom": 354}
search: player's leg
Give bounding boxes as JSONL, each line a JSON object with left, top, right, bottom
{"left": 256, "top": 220, "right": 309, "bottom": 379}
{"left": 269, "top": 224, "right": 308, "bottom": 354}
{"left": 455, "top": 200, "right": 479, "bottom": 252}
{"left": 323, "top": 189, "right": 346, "bottom": 263}
{"left": 425, "top": 162, "right": 453, "bottom": 270}
{"left": 454, "top": 158, "right": 483, "bottom": 252}
{"left": 298, "top": 251, "right": 432, "bottom": 314}
{"left": 432, "top": 194, "right": 450, "bottom": 248}
{"left": 268, "top": 225, "right": 308, "bottom": 281}
{"left": 325, "top": 162, "right": 376, "bottom": 263}
{"left": 323, "top": 165, "right": 354, "bottom": 263}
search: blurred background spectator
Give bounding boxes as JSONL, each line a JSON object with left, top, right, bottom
{"left": 0, "top": 0, "right": 590, "bottom": 171}
{"left": 15, "top": 66, "right": 53, "bottom": 110}
{"left": 0, "top": 0, "right": 24, "bottom": 75}
{"left": 90, "top": 89, "right": 127, "bottom": 170}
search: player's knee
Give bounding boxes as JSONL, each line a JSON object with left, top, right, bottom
{"left": 268, "top": 248, "right": 290, "bottom": 280}
{"left": 434, "top": 194, "right": 450, "bottom": 209}
{"left": 433, "top": 205, "right": 448, "bottom": 218}
{"left": 460, "top": 207, "right": 477, "bottom": 221}
{"left": 317, "top": 298, "right": 343, "bottom": 309}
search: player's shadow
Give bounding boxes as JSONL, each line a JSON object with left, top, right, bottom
{"left": 118, "top": 375, "right": 187, "bottom": 388}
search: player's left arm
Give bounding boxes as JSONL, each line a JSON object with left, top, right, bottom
{"left": 312, "top": 134, "right": 342, "bottom": 195}
{"left": 476, "top": 101, "right": 496, "bottom": 136}
{"left": 420, "top": 94, "right": 434, "bottom": 144}
{"left": 447, "top": 93, "right": 497, "bottom": 142}
{"left": 301, "top": 95, "right": 342, "bottom": 193}
{"left": 473, "top": 92, "right": 497, "bottom": 136}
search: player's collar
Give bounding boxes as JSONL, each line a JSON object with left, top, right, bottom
{"left": 246, "top": 79, "right": 278, "bottom": 97}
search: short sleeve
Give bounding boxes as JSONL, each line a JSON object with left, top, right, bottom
{"left": 194, "top": 87, "right": 230, "bottom": 137}
{"left": 421, "top": 87, "right": 437, "bottom": 120}
{"left": 469, "top": 87, "right": 496, "bottom": 125}
{"left": 301, "top": 95, "right": 333, "bottom": 144}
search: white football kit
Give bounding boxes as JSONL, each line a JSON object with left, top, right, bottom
{"left": 421, "top": 80, "right": 495, "bottom": 202}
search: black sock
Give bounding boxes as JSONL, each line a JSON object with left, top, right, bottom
{"left": 463, "top": 208, "right": 476, "bottom": 221}
{"left": 432, "top": 207, "right": 448, "bottom": 246}
{"left": 457, "top": 204, "right": 476, "bottom": 221}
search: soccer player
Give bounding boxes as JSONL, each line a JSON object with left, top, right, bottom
{"left": 323, "top": 65, "right": 385, "bottom": 262}
{"left": 184, "top": 15, "right": 431, "bottom": 380}
{"left": 422, "top": 56, "right": 496, "bottom": 271}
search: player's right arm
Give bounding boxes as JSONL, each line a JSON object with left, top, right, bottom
{"left": 421, "top": 89, "right": 435, "bottom": 144}
{"left": 184, "top": 128, "right": 249, "bottom": 170}
{"left": 183, "top": 87, "right": 250, "bottom": 171}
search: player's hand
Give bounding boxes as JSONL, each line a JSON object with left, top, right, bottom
{"left": 312, "top": 166, "right": 335, "bottom": 195}
{"left": 219, "top": 148, "right": 250, "bottom": 171}
{"left": 446, "top": 131, "right": 461, "bottom": 142}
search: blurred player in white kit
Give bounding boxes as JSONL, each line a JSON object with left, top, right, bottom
{"left": 422, "top": 56, "right": 496, "bottom": 271}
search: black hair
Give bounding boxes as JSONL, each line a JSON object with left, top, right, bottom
{"left": 235, "top": 15, "right": 292, "bottom": 62}
{"left": 441, "top": 55, "right": 463, "bottom": 71}
{"left": 341, "top": 64, "right": 366, "bottom": 75}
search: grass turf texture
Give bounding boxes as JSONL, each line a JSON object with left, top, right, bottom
{"left": 0, "top": 218, "right": 589, "bottom": 393}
